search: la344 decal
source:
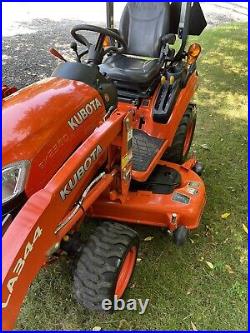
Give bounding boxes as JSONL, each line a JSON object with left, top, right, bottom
{"left": 2, "top": 226, "right": 43, "bottom": 309}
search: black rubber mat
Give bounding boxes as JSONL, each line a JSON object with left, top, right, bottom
{"left": 130, "top": 165, "right": 181, "bottom": 194}
{"left": 132, "top": 129, "right": 164, "bottom": 172}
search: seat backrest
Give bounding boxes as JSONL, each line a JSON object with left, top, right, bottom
{"left": 119, "top": 2, "right": 170, "bottom": 58}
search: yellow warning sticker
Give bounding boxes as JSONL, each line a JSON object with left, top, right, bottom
{"left": 128, "top": 128, "right": 133, "bottom": 141}
{"left": 121, "top": 154, "right": 129, "bottom": 169}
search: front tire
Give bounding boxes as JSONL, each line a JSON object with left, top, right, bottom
{"left": 73, "top": 222, "right": 139, "bottom": 311}
{"left": 163, "top": 105, "right": 197, "bottom": 164}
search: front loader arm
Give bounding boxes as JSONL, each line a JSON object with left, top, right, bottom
{"left": 2, "top": 110, "right": 125, "bottom": 330}
{"left": 2, "top": 189, "right": 63, "bottom": 330}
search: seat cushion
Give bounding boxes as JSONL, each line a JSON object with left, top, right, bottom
{"left": 100, "top": 54, "right": 161, "bottom": 84}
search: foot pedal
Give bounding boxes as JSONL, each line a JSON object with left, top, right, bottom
{"left": 132, "top": 129, "right": 164, "bottom": 172}
{"left": 130, "top": 165, "right": 181, "bottom": 194}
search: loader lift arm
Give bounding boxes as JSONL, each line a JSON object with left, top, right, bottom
{"left": 2, "top": 109, "right": 127, "bottom": 330}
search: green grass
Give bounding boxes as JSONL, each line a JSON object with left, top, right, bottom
{"left": 16, "top": 23, "right": 248, "bottom": 331}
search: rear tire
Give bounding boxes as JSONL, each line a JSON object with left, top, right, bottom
{"left": 73, "top": 222, "right": 139, "bottom": 311}
{"left": 162, "top": 105, "right": 196, "bottom": 164}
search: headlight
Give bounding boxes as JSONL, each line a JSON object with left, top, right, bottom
{"left": 2, "top": 161, "right": 30, "bottom": 205}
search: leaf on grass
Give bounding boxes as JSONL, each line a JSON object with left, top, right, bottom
{"left": 225, "top": 264, "right": 234, "bottom": 274}
{"left": 118, "top": 319, "right": 129, "bottom": 329}
{"left": 189, "top": 238, "right": 194, "bottom": 244}
{"left": 221, "top": 212, "right": 231, "bottom": 219}
{"left": 191, "top": 321, "right": 198, "bottom": 331}
{"left": 205, "top": 261, "right": 214, "bottom": 269}
{"left": 137, "top": 258, "right": 142, "bottom": 263}
{"left": 130, "top": 283, "right": 136, "bottom": 289}
{"left": 242, "top": 224, "right": 248, "bottom": 234}
{"left": 187, "top": 289, "right": 192, "bottom": 295}
{"left": 144, "top": 236, "right": 154, "bottom": 242}
{"left": 240, "top": 255, "right": 246, "bottom": 264}
{"left": 92, "top": 326, "right": 102, "bottom": 331}
{"left": 200, "top": 144, "right": 210, "bottom": 150}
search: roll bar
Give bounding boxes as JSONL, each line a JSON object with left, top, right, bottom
{"left": 175, "top": 2, "right": 192, "bottom": 60}
{"left": 106, "top": 2, "right": 114, "bottom": 29}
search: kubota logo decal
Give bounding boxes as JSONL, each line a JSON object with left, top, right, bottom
{"left": 68, "top": 98, "right": 102, "bottom": 130}
{"left": 60, "top": 145, "right": 103, "bottom": 200}
{"left": 2, "top": 226, "right": 43, "bottom": 309}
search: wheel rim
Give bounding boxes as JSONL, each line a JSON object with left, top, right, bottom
{"left": 115, "top": 246, "right": 137, "bottom": 298}
{"left": 183, "top": 121, "right": 194, "bottom": 156}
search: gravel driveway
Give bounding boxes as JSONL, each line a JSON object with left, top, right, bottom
{"left": 2, "top": 2, "right": 248, "bottom": 89}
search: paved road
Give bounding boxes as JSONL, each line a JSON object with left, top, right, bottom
{"left": 2, "top": 2, "right": 248, "bottom": 88}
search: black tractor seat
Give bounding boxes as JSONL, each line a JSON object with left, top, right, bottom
{"left": 101, "top": 54, "right": 161, "bottom": 85}
{"left": 99, "top": 2, "right": 171, "bottom": 97}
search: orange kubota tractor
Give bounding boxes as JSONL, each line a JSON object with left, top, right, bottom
{"left": 2, "top": 2, "right": 207, "bottom": 330}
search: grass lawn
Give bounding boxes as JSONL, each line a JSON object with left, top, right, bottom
{"left": 16, "top": 23, "right": 248, "bottom": 330}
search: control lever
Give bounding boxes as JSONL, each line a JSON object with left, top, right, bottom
{"left": 49, "top": 48, "right": 67, "bottom": 62}
{"left": 70, "top": 42, "right": 80, "bottom": 62}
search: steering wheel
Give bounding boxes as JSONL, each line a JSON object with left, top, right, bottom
{"left": 71, "top": 24, "right": 127, "bottom": 62}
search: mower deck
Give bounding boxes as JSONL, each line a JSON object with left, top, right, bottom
{"left": 90, "top": 160, "right": 206, "bottom": 231}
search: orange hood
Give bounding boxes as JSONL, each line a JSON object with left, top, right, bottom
{"left": 2, "top": 77, "right": 105, "bottom": 195}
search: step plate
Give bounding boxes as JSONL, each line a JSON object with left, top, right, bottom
{"left": 132, "top": 129, "right": 164, "bottom": 172}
